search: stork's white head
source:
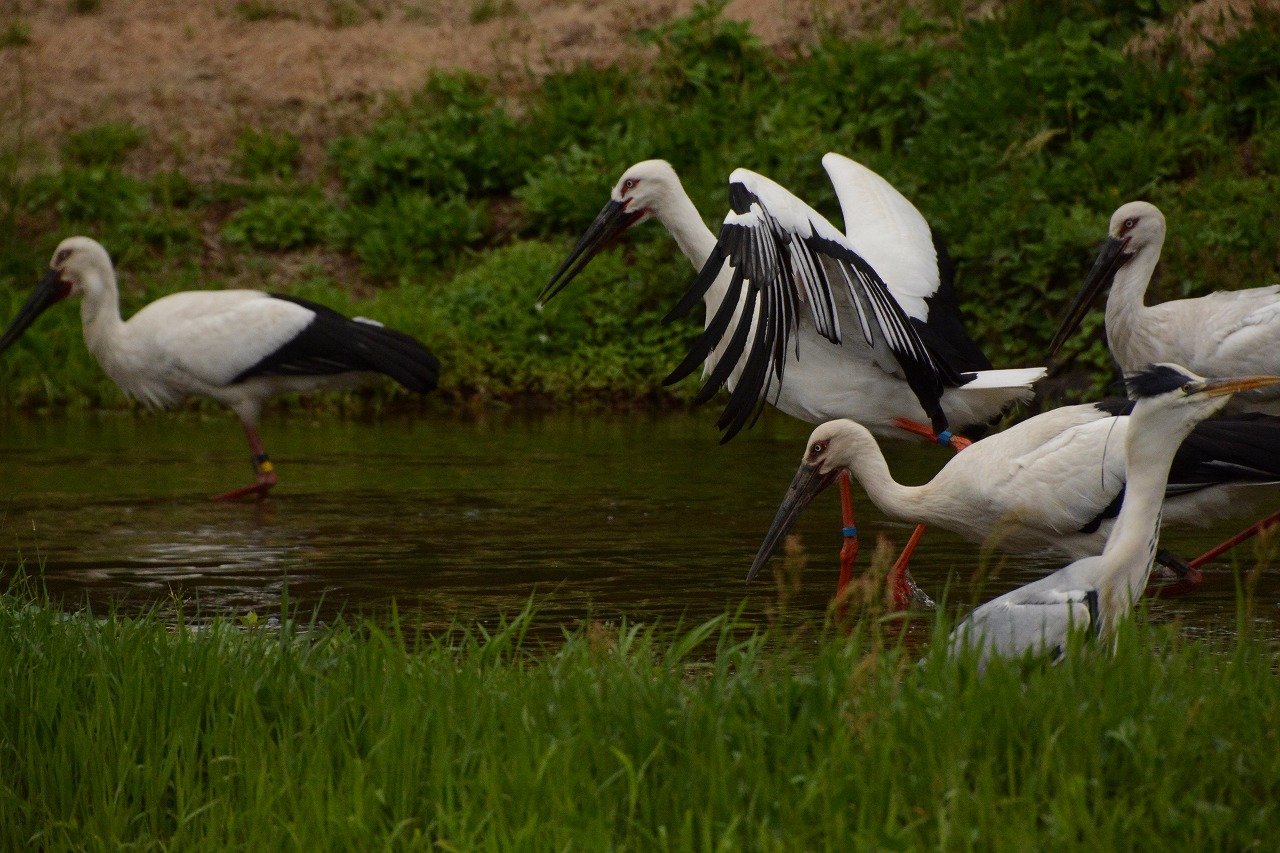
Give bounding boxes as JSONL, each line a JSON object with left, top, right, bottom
{"left": 746, "top": 419, "right": 877, "bottom": 582}
{"left": 799, "top": 419, "right": 878, "bottom": 477}
{"left": 610, "top": 159, "right": 682, "bottom": 225}
{"left": 48, "top": 236, "right": 115, "bottom": 298}
{"left": 1048, "top": 200, "right": 1167, "bottom": 358}
{"left": 0, "top": 236, "right": 115, "bottom": 355}
{"left": 1125, "top": 363, "right": 1280, "bottom": 440}
{"left": 1107, "top": 201, "right": 1166, "bottom": 256}
{"left": 538, "top": 159, "right": 684, "bottom": 303}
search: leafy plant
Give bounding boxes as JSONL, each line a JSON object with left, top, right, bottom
{"left": 61, "top": 123, "right": 145, "bottom": 168}
{"left": 340, "top": 192, "right": 488, "bottom": 280}
{"left": 234, "top": 128, "right": 302, "bottom": 182}
{"left": 222, "top": 190, "right": 338, "bottom": 251}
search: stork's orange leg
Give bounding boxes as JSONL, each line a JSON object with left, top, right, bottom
{"left": 212, "top": 422, "right": 278, "bottom": 502}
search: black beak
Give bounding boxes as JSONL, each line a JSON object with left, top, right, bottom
{"left": 0, "top": 269, "right": 68, "bottom": 356}
{"left": 537, "top": 199, "right": 643, "bottom": 305}
{"left": 746, "top": 462, "right": 843, "bottom": 583}
{"left": 1047, "top": 235, "right": 1132, "bottom": 359}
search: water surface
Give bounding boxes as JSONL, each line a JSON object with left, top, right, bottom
{"left": 2, "top": 411, "right": 1278, "bottom": 640}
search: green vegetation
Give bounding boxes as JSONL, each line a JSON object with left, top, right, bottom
{"left": 2, "top": 0, "right": 1279, "bottom": 411}
{"left": 1, "top": 581, "right": 1279, "bottom": 848}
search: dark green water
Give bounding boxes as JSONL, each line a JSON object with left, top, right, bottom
{"left": 2, "top": 410, "right": 1277, "bottom": 639}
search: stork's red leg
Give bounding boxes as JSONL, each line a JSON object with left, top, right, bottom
{"left": 892, "top": 418, "right": 972, "bottom": 450}
{"left": 836, "top": 471, "right": 859, "bottom": 598}
{"left": 873, "top": 419, "right": 972, "bottom": 607}
{"left": 887, "top": 524, "right": 928, "bottom": 610}
{"left": 212, "top": 422, "right": 279, "bottom": 502}
{"left": 1189, "top": 509, "right": 1280, "bottom": 570}
{"left": 1147, "top": 507, "right": 1280, "bottom": 597}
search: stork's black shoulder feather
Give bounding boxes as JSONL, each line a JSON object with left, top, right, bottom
{"left": 234, "top": 294, "right": 440, "bottom": 393}
{"left": 1091, "top": 397, "right": 1135, "bottom": 417}
{"left": 908, "top": 234, "right": 994, "bottom": 373}
{"left": 1078, "top": 410, "right": 1280, "bottom": 532}
{"left": 1124, "top": 364, "right": 1192, "bottom": 399}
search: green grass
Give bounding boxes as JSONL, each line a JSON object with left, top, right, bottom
{"left": 2, "top": 0, "right": 1280, "bottom": 409}
{"left": 1, "top": 581, "right": 1279, "bottom": 849}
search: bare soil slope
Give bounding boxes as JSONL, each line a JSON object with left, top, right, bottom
{"left": 0, "top": 0, "right": 903, "bottom": 179}
{"left": 1, "top": 0, "right": 1271, "bottom": 180}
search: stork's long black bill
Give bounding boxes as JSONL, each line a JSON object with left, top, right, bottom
{"left": 537, "top": 199, "right": 643, "bottom": 304}
{"left": 746, "top": 462, "right": 842, "bottom": 583}
{"left": 0, "top": 269, "right": 68, "bottom": 356}
{"left": 1047, "top": 236, "right": 1132, "bottom": 359}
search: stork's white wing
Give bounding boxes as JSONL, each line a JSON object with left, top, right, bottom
{"left": 822, "top": 152, "right": 937, "bottom": 322}
{"left": 950, "top": 584, "right": 1100, "bottom": 665}
{"left": 1002, "top": 415, "right": 1130, "bottom": 535}
{"left": 138, "top": 290, "right": 316, "bottom": 387}
{"left": 663, "top": 168, "right": 965, "bottom": 440}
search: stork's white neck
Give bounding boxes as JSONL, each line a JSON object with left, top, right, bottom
{"left": 653, "top": 186, "right": 719, "bottom": 277}
{"left": 78, "top": 265, "right": 126, "bottom": 361}
{"left": 833, "top": 427, "right": 931, "bottom": 525}
{"left": 1104, "top": 241, "right": 1162, "bottom": 363}
{"left": 1093, "top": 400, "right": 1187, "bottom": 610}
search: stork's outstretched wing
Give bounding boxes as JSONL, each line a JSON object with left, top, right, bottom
{"left": 823, "top": 152, "right": 994, "bottom": 372}
{"left": 664, "top": 168, "right": 968, "bottom": 442}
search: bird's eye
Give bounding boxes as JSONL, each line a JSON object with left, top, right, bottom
{"left": 810, "top": 442, "right": 825, "bottom": 455}
{"left": 1181, "top": 382, "right": 1195, "bottom": 394}
{"left": 1122, "top": 217, "right": 1138, "bottom": 231}
{"left": 622, "top": 178, "right": 637, "bottom": 191}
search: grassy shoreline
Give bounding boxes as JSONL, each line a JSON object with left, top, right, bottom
{"left": 2, "top": 582, "right": 1279, "bottom": 848}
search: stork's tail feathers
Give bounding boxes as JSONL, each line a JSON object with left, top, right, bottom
{"left": 237, "top": 295, "right": 440, "bottom": 393}
{"left": 349, "top": 320, "right": 441, "bottom": 393}
{"left": 958, "top": 367, "right": 1047, "bottom": 390}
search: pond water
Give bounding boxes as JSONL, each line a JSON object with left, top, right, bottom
{"left": 2, "top": 410, "right": 1278, "bottom": 641}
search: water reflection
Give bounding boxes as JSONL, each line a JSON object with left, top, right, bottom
{"left": 1, "top": 410, "right": 1277, "bottom": 640}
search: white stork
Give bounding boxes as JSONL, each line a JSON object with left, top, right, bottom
{"left": 540, "top": 155, "right": 1045, "bottom": 442}
{"left": 1051, "top": 200, "right": 1280, "bottom": 410}
{"left": 0, "top": 236, "right": 440, "bottom": 500}
{"left": 946, "top": 364, "right": 1280, "bottom": 668}
{"left": 746, "top": 395, "right": 1280, "bottom": 583}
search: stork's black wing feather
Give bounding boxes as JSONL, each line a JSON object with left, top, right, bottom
{"left": 235, "top": 295, "right": 440, "bottom": 393}
{"left": 1078, "top": 408, "right": 1280, "bottom": 532}
{"left": 908, "top": 234, "right": 995, "bottom": 372}
{"left": 663, "top": 174, "right": 969, "bottom": 441}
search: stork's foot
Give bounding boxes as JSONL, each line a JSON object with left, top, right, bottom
{"left": 1144, "top": 548, "right": 1204, "bottom": 598}
{"left": 212, "top": 469, "right": 278, "bottom": 502}
{"left": 896, "top": 567, "right": 936, "bottom": 611}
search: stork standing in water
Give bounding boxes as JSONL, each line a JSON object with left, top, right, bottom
{"left": 1050, "top": 200, "right": 1280, "bottom": 572}
{"left": 0, "top": 237, "right": 440, "bottom": 500}
{"left": 945, "top": 365, "right": 1280, "bottom": 668}
{"left": 746, "top": 398, "right": 1280, "bottom": 596}
{"left": 541, "top": 155, "right": 1044, "bottom": 439}
{"left": 540, "top": 155, "right": 1045, "bottom": 594}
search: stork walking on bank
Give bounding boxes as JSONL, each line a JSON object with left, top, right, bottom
{"left": 947, "top": 365, "right": 1280, "bottom": 668}
{"left": 539, "top": 155, "right": 1045, "bottom": 592}
{"left": 0, "top": 237, "right": 440, "bottom": 500}
{"left": 746, "top": 399, "right": 1280, "bottom": 592}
